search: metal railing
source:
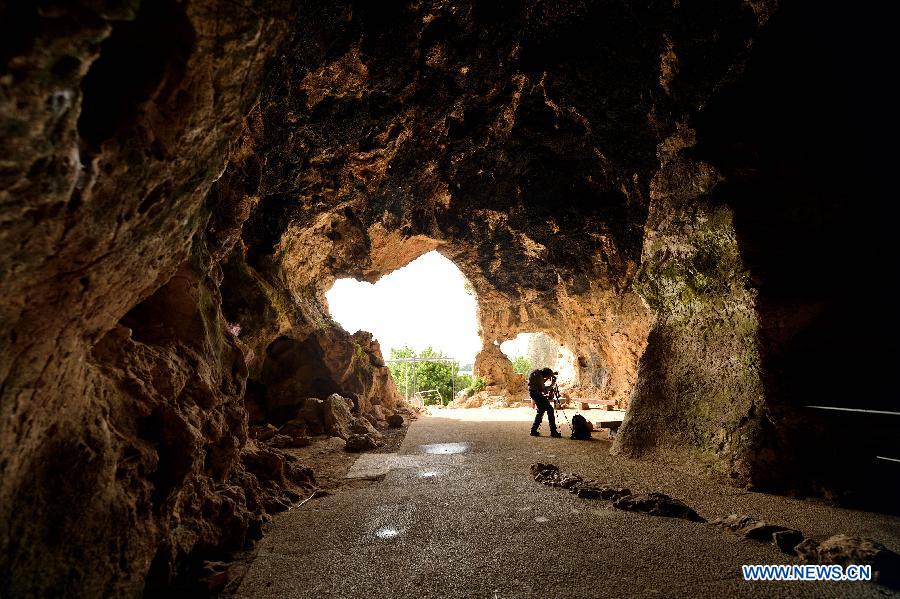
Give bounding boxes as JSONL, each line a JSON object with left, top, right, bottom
{"left": 805, "top": 404, "right": 900, "bottom": 465}
{"left": 385, "top": 356, "right": 462, "bottom": 405}
{"left": 415, "top": 389, "right": 444, "bottom": 407}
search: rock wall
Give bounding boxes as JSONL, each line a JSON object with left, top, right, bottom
{"left": 0, "top": 1, "right": 315, "bottom": 595}
{"left": 618, "top": 2, "right": 900, "bottom": 505}
{"left": 614, "top": 125, "right": 767, "bottom": 484}
{"left": 3, "top": 0, "right": 896, "bottom": 593}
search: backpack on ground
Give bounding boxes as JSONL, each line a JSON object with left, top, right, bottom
{"left": 570, "top": 414, "right": 591, "bottom": 440}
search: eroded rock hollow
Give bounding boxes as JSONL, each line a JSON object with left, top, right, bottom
{"left": 2, "top": 0, "right": 897, "bottom": 594}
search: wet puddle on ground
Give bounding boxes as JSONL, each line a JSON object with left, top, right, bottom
{"left": 374, "top": 527, "right": 400, "bottom": 539}
{"left": 416, "top": 442, "right": 471, "bottom": 455}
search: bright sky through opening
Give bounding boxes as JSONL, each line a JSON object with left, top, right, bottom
{"left": 326, "top": 251, "right": 481, "bottom": 364}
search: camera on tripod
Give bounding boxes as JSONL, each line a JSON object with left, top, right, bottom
{"left": 548, "top": 371, "right": 561, "bottom": 406}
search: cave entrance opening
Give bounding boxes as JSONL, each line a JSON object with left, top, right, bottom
{"left": 499, "top": 332, "right": 577, "bottom": 388}
{"left": 325, "top": 251, "right": 481, "bottom": 406}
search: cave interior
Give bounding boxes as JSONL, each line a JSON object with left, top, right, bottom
{"left": 1, "top": 0, "right": 898, "bottom": 595}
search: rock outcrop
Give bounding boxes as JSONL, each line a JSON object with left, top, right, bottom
{"left": 712, "top": 514, "right": 804, "bottom": 554}
{"left": 796, "top": 535, "right": 900, "bottom": 590}
{"left": 2, "top": 0, "right": 897, "bottom": 594}
{"left": 612, "top": 492, "right": 706, "bottom": 523}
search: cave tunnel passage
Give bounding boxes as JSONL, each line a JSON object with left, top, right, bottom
{"left": 325, "top": 251, "right": 481, "bottom": 403}
{"left": 500, "top": 332, "right": 577, "bottom": 387}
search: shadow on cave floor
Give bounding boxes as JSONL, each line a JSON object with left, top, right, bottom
{"left": 233, "top": 410, "right": 900, "bottom": 598}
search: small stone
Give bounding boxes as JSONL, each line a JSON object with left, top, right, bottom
{"left": 250, "top": 424, "right": 279, "bottom": 441}
{"left": 613, "top": 492, "right": 705, "bottom": 522}
{"left": 773, "top": 529, "right": 804, "bottom": 554}
{"left": 572, "top": 485, "right": 631, "bottom": 500}
{"left": 286, "top": 434, "right": 311, "bottom": 448}
{"left": 345, "top": 434, "right": 378, "bottom": 452}
{"left": 575, "top": 487, "right": 604, "bottom": 499}
{"left": 200, "top": 561, "right": 230, "bottom": 592}
{"left": 530, "top": 462, "right": 556, "bottom": 477}
{"left": 557, "top": 474, "right": 583, "bottom": 489}
{"left": 580, "top": 402, "right": 590, "bottom": 410}
{"left": 387, "top": 414, "right": 404, "bottom": 428}
{"left": 712, "top": 514, "right": 803, "bottom": 550}
{"left": 350, "top": 417, "right": 383, "bottom": 439}
{"left": 711, "top": 514, "right": 756, "bottom": 531}
{"left": 268, "top": 434, "right": 293, "bottom": 448}
{"left": 280, "top": 418, "right": 306, "bottom": 431}
{"left": 738, "top": 521, "right": 794, "bottom": 542}
{"left": 796, "top": 535, "right": 900, "bottom": 590}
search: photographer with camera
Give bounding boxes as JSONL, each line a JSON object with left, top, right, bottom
{"left": 528, "top": 367, "right": 562, "bottom": 437}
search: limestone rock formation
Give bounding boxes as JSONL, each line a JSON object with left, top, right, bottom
{"left": 322, "top": 393, "right": 355, "bottom": 440}
{"left": 796, "top": 535, "right": 900, "bottom": 590}
{"left": 2, "top": 0, "right": 897, "bottom": 594}
{"left": 712, "top": 514, "right": 803, "bottom": 554}
{"left": 345, "top": 434, "right": 379, "bottom": 453}
{"left": 530, "top": 463, "right": 629, "bottom": 501}
{"left": 612, "top": 492, "right": 706, "bottom": 523}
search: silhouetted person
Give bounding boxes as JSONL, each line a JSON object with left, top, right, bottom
{"left": 529, "top": 367, "right": 561, "bottom": 437}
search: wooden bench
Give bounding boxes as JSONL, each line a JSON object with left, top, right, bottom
{"left": 569, "top": 398, "right": 616, "bottom": 410}
{"left": 597, "top": 420, "right": 622, "bottom": 432}
{"left": 596, "top": 420, "right": 622, "bottom": 439}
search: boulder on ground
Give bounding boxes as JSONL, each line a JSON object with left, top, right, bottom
{"left": 250, "top": 424, "right": 278, "bottom": 441}
{"left": 613, "top": 492, "right": 705, "bottom": 522}
{"left": 268, "top": 434, "right": 293, "bottom": 448}
{"left": 241, "top": 446, "right": 315, "bottom": 487}
{"left": 530, "top": 463, "right": 635, "bottom": 503}
{"left": 345, "top": 434, "right": 378, "bottom": 452}
{"left": 323, "top": 393, "right": 355, "bottom": 439}
{"left": 711, "top": 514, "right": 803, "bottom": 553}
{"left": 351, "top": 417, "right": 383, "bottom": 439}
{"left": 280, "top": 418, "right": 307, "bottom": 437}
{"left": 530, "top": 463, "right": 581, "bottom": 488}
{"left": 530, "top": 463, "right": 559, "bottom": 479}
{"left": 298, "top": 398, "right": 325, "bottom": 435}
{"left": 387, "top": 414, "right": 404, "bottom": 428}
{"left": 796, "top": 535, "right": 900, "bottom": 589}
{"left": 773, "top": 530, "right": 805, "bottom": 554}
{"left": 575, "top": 486, "right": 631, "bottom": 501}
{"left": 363, "top": 413, "right": 388, "bottom": 428}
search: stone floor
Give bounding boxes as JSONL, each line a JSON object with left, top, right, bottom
{"left": 236, "top": 408, "right": 900, "bottom": 598}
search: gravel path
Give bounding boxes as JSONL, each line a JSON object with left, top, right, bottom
{"left": 236, "top": 408, "right": 900, "bottom": 598}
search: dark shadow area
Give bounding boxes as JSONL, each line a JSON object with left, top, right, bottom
{"left": 693, "top": 0, "right": 900, "bottom": 509}
{"left": 241, "top": 194, "right": 301, "bottom": 268}
{"left": 255, "top": 335, "right": 344, "bottom": 423}
{"left": 78, "top": 0, "right": 195, "bottom": 147}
